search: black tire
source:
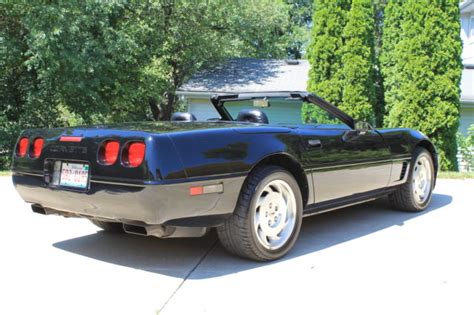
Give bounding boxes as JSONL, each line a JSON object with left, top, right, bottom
{"left": 90, "top": 219, "right": 124, "bottom": 233}
{"left": 217, "top": 166, "right": 303, "bottom": 261}
{"left": 389, "top": 147, "right": 435, "bottom": 212}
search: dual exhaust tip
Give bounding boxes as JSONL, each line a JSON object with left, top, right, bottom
{"left": 122, "top": 224, "right": 175, "bottom": 238}
{"left": 31, "top": 204, "right": 208, "bottom": 238}
{"left": 117, "top": 223, "right": 208, "bottom": 238}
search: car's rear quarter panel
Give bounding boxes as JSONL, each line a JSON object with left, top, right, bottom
{"left": 168, "top": 127, "right": 304, "bottom": 178}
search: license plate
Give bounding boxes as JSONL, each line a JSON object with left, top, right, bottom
{"left": 57, "top": 162, "right": 90, "bottom": 189}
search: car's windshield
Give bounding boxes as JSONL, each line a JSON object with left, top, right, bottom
{"left": 221, "top": 97, "right": 348, "bottom": 128}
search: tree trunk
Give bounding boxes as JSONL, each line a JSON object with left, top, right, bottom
{"left": 160, "top": 90, "right": 176, "bottom": 121}
{"left": 148, "top": 97, "right": 160, "bottom": 121}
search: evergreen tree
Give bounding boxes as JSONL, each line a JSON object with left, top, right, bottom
{"left": 340, "top": 0, "right": 375, "bottom": 123}
{"left": 305, "top": 0, "right": 350, "bottom": 121}
{"left": 305, "top": 0, "right": 376, "bottom": 124}
{"left": 381, "top": 0, "right": 463, "bottom": 170}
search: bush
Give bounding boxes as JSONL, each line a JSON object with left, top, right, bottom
{"left": 305, "top": 0, "right": 377, "bottom": 125}
{"left": 380, "top": 0, "right": 463, "bottom": 170}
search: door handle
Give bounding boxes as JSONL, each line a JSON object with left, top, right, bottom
{"left": 308, "top": 139, "right": 322, "bottom": 148}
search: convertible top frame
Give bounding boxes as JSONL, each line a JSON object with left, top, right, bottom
{"left": 210, "top": 91, "right": 356, "bottom": 129}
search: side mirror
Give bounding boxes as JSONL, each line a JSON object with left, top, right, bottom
{"left": 354, "top": 121, "right": 372, "bottom": 134}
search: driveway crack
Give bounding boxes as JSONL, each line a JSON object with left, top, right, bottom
{"left": 158, "top": 238, "right": 218, "bottom": 313}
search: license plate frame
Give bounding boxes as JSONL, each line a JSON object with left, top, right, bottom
{"left": 51, "top": 161, "right": 91, "bottom": 191}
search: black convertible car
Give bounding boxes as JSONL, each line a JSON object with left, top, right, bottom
{"left": 12, "top": 92, "right": 437, "bottom": 261}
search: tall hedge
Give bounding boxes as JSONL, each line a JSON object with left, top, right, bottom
{"left": 340, "top": 0, "right": 375, "bottom": 123}
{"left": 306, "top": 0, "right": 349, "bottom": 104}
{"left": 381, "top": 0, "right": 463, "bottom": 170}
{"left": 305, "top": 0, "right": 376, "bottom": 124}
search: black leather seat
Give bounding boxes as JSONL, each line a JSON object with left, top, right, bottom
{"left": 236, "top": 109, "right": 269, "bottom": 124}
{"left": 171, "top": 112, "right": 197, "bottom": 122}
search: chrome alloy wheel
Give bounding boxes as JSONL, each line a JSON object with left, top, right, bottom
{"left": 412, "top": 155, "right": 432, "bottom": 205}
{"left": 253, "top": 179, "right": 297, "bottom": 250}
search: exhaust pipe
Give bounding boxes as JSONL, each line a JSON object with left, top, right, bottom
{"left": 123, "top": 223, "right": 208, "bottom": 238}
{"left": 122, "top": 224, "right": 148, "bottom": 235}
{"left": 31, "top": 204, "right": 79, "bottom": 217}
{"left": 31, "top": 204, "right": 208, "bottom": 238}
{"left": 31, "top": 204, "right": 47, "bottom": 215}
{"left": 123, "top": 224, "right": 175, "bottom": 237}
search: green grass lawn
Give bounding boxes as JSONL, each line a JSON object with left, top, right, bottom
{"left": 438, "top": 171, "right": 474, "bottom": 179}
{"left": 0, "top": 171, "right": 11, "bottom": 176}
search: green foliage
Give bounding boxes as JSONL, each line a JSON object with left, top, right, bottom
{"left": 1, "top": 3, "right": 61, "bottom": 169}
{"left": 305, "top": 0, "right": 375, "bottom": 124}
{"left": 307, "top": 0, "right": 349, "bottom": 104}
{"left": 457, "top": 124, "right": 474, "bottom": 171}
{"left": 372, "top": 0, "right": 386, "bottom": 127}
{"left": 23, "top": 2, "right": 145, "bottom": 122}
{"left": 381, "top": 0, "right": 463, "bottom": 170}
{"left": 230, "top": 0, "right": 290, "bottom": 59}
{"left": 140, "top": 0, "right": 291, "bottom": 119}
{"left": 438, "top": 171, "right": 474, "bottom": 179}
{"left": 301, "top": 102, "right": 339, "bottom": 124}
{"left": 0, "top": 0, "right": 293, "bottom": 169}
{"left": 286, "top": 0, "right": 313, "bottom": 59}
{"left": 307, "top": 0, "right": 462, "bottom": 170}
{"left": 340, "top": 0, "right": 375, "bottom": 123}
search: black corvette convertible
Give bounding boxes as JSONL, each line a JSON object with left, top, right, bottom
{"left": 12, "top": 92, "right": 437, "bottom": 261}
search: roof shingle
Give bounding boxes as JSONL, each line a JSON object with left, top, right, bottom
{"left": 178, "top": 58, "right": 309, "bottom": 93}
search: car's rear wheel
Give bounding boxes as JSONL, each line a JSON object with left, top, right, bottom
{"left": 90, "top": 219, "right": 124, "bottom": 233}
{"left": 217, "top": 166, "right": 303, "bottom": 261}
{"left": 389, "top": 147, "right": 435, "bottom": 212}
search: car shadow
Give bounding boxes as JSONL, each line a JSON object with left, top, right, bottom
{"left": 53, "top": 193, "right": 452, "bottom": 279}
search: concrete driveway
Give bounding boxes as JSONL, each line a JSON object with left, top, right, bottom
{"left": 1, "top": 177, "right": 473, "bottom": 315}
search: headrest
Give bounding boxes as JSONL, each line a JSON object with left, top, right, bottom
{"left": 171, "top": 112, "right": 197, "bottom": 122}
{"left": 236, "top": 109, "right": 269, "bottom": 124}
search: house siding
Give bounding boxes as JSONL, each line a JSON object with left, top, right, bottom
{"left": 187, "top": 98, "right": 219, "bottom": 121}
{"left": 461, "top": 1, "right": 474, "bottom": 61}
{"left": 459, "top": 3, "right": 474, "bottom": 171}
{"left": 460, "top": 105, "right": 474, "bottom": 135}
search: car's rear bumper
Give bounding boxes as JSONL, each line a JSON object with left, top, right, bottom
{"left": 12, "top": 172, "right": 245, "bottom": 227}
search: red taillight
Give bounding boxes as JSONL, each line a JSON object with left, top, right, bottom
{"left": 17, "top": 137, "right": 29, "bottom": 157}
{"left": 124, "top": 142, "right": 145, "bottom": 168}
{"left": 99, "top": 140, "right": 120, "bottom": 165}
{"left": 30, "top": 138, "right": 44, "bottom": 158}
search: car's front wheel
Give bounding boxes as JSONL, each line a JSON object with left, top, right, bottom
{"left": 217, "top": 166, "right": 303, "bottom": 261}
{"left": 389, "top": 147, "right": 435, "bottom": 212}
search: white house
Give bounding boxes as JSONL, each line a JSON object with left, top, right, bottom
{"left": 176, "top": 58, "right": 309, "bottom": 122}
{"left": 460, "top": 1, "right": 474, "bottom": 135}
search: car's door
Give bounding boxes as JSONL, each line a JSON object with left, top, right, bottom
{"left": 298, "top": 108, "right": 392, "bottom": 204}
